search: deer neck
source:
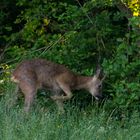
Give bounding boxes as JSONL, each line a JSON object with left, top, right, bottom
{"left": 74, "top": 75, "right": 92, "bottom": 90}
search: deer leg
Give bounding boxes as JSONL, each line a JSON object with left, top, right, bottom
{"left": 51, "top": 90, "right": 64, "bottom": 112}
{"left": 24, "top": 93, "right": 35, "bottom": 113}
{"left": 51, "top": 83, "right": 73, "bottom": 101}
{"left": 14, "top": 85, "right": 20, "bottom": 99}
{"left": 55, "top": 100, "right": 64, "bottom": 113}
{"left": 19, "top": 81, "right": 37, "bottom": 113}
{"left": 8, "top": 85, "right": 20, "bottom": 108}
{"left": 12, "top": 85, "right": 19, "bottom": 103}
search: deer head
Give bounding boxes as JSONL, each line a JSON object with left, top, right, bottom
{"left": 88, "top": 67, "right": 106, "bottom": 100}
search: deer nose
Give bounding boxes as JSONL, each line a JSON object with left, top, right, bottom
{"left": 95, "top": 94, "right": 104, "bottom": 100}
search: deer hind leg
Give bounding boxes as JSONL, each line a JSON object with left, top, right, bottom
{"left": 8, "top": 85, "right": 20, "bottom": 108}
{"left": 14, "top": 85, "right": 20, "bottom": 100}
{"left": 19, "top": 81, "right": 37, "bottom": 113}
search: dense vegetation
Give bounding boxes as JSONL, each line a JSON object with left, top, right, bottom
{"left": 0, "top": 0, "right": 140, "bottom": 139}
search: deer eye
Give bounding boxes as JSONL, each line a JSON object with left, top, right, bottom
{"left": 98, "top": 84, "right": 102, "bottom": 88}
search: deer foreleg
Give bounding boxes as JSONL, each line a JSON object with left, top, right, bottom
{"left": 55, "top": 100, "right": 64, "bottom": 113}
{"left": 51, "top": 85, "right": 73, "bottom": 101}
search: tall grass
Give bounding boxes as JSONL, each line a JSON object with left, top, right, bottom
{"left": 0, "top": 83, "right": 140, "bottom": 140}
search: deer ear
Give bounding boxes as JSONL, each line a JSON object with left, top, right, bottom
{"left": 95, "top": 66, "right": 101, "bottom": 78}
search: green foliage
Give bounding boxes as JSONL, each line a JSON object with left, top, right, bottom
{"left": 1, "top": 0, "right": 140, "bottom": 111}
{"left": 0, "top": 92, "right": 140, "bottom": 140}
{"left": 103, "top": 31, "right": 140, "bottom": 108}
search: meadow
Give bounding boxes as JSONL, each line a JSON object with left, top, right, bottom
{"left": 0, "top": 83, "right": 140, "bottom": 140}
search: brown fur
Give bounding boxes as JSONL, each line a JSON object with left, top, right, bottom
{"left": 11, "top": 58, "right": 104, "bottom": 112}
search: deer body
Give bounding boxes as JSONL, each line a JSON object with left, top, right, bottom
{"left": 11, "top": 59, "right": 104, "bottom": 112}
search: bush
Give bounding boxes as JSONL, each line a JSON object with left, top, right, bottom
{"left": 1, "top": 0, "right": 140, "bottom": 111}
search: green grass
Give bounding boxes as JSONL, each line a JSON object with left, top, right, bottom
{"left": 0, "top": 84, "right": 140, "bottom": 140}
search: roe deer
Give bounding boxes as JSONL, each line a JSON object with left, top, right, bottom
{"left": 11, "top": 58, "right": 105, "bottom": 113}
